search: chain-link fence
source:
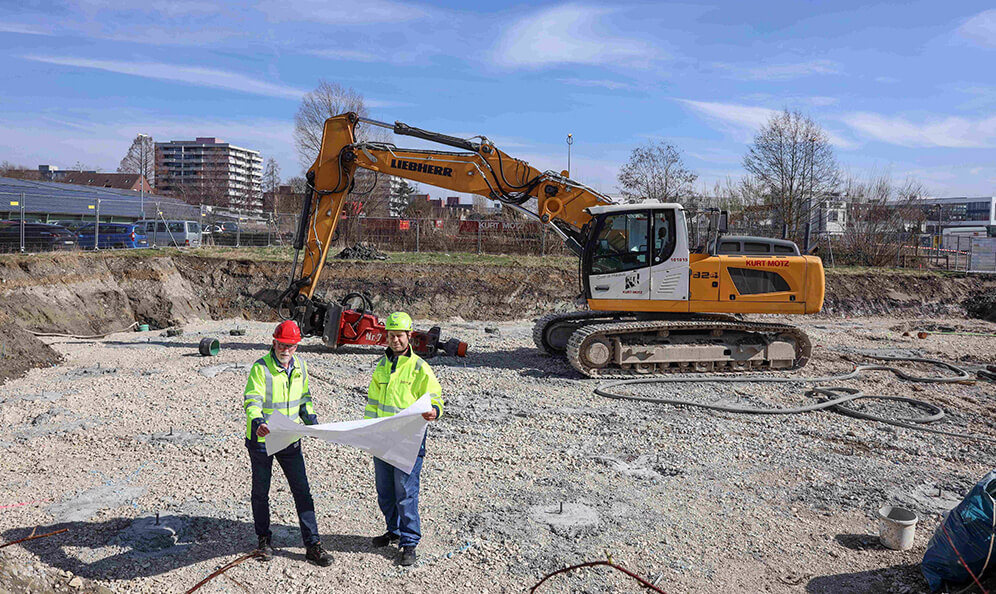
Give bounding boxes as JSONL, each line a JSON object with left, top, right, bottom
{"left": 2, "top": 189, "right": 993, "bottom": 272}
{"left": 324, "top": 216, "right": 571, "bottom": 256}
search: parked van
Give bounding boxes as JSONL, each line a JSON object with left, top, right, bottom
{"left": 137, "top": 220, "right": 202, "bottom": 247}
{"left": 77, "top": 223, "right": 149, "bottom": 250}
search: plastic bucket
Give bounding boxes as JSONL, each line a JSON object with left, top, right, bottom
{"left": 198, "top": 337, "right": 220, "bottom": 357}
{"left": 879, "top": 505, "right": 918, "bottom": 550}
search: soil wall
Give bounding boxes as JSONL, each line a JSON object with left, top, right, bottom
{"left": 1, "top": 253, "right": 994, "bottom": 384}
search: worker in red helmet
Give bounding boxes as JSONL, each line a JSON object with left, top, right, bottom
{"left": 243, "top": 320, "right": 332, "bottom": 566}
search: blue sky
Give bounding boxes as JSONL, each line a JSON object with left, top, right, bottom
{"left": 1, "top": 0, "right": 994, "bottom": 199}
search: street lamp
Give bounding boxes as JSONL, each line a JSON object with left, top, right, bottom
{"left": 566, "top": 133, "right": 574, "bottom": 177}
{"left": 137, "top": 133, "right": 151, "bottom": 220}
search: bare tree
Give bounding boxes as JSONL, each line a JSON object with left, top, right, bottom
{"left": 743, "top": 110, "right": 840, "bottom": 242}
{"left": 390, "top": 179, "right": 416, "bottom": 217}
{"left": 617, "top": 141, "right": 698, "bottom": 206}
{"left": 293, "top": 80, "right": 370, "bottom": 168}
{"left": 118, "top": 134, "right": 155, "bottom": 187}
{"left": 262, "top": 158, "right": 281, "bottom": 194}
{"left": 837, "top": 173, "right": 925, "bottom": 265}
{"left": 0, "top": 161, "right": 40, "bottom": 180}
{"left": 286, "top": 176, "right": 308, "bottom": 195}
{"left": 72, "top": 161, "right": 100, "bottom": 172}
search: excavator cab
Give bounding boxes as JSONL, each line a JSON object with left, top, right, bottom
{"left": 581, "top": 203, "right": 689, "bottom": 305}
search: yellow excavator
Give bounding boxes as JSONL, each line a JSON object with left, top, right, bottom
{"left": 279, "top": 112, "right": 825, "bottom": 377}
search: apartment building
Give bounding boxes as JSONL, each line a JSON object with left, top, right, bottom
{"left": 155, "top": 138, "right": 263, "bottom": 212}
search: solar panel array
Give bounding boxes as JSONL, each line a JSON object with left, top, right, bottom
{"left": 0, "top": 176, "right": 197, "bottom": 219}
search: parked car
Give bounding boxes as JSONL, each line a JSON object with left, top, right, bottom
{"left": 52, "top": 219, "right": 91, "bottom": 233}
{"left": 76, "top": 223, "right": 149, "bottom": 250}
{"left": 0, "top": 220, "right": 78, "bottom": 253}
{"left": 215, "top": 221, "right": 241, "bottom": 234}
{"left": 137, "top": 220, "right": 202, "bottom": 247}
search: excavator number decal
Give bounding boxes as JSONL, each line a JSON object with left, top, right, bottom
{"left": 692, "top": 271, "right": 719, "bottom": 279}
{"left": 391, "top": 159, "right": 453, "bottom": 177}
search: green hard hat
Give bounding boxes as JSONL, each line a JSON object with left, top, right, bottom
{"left": 384, "top": 311, "right": 413, "bottom": 332}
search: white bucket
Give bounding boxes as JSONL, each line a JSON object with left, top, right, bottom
{"left": 878, "top": 505, "right": 918, "bottom": 551}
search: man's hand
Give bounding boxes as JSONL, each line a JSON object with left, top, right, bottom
{"left": 256, "top": 423, "right": 270, "bottom": 437}
{"left": 422, "top": 409, "right": 438, "bottom": 421}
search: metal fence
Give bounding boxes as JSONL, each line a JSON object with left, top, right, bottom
{"left": 2, "top": 193, "right": 994, "bottom": 272}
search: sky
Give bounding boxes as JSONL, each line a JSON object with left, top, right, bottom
{"left": 1, "top": 0, "right": 995, "bottom": 200}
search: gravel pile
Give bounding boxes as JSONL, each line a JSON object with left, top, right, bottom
{"left": 335, "top": 242, "right": 388, "bottom": 261}
{"left": 1, "top": 316, "right": 995, "bottom": 592}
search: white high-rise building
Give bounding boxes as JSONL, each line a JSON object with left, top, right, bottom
{"left": 155, "top": 137, "right": 263, "bottom": 212}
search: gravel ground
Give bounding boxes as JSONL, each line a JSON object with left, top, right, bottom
{"left": 1, "top": 315, "right": 996, "bottom": 593}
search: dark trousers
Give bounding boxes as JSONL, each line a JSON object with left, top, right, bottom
{"left": 246, "top": 440, "right": 320, "bottom": 547}
{"left": 373, "top": 437, "right": 425, "bottom": 548}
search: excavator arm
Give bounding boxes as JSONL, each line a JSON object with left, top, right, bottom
{"left": 281, "top": 111, "right": 612, "bottom": 353}
{"left": 291, "top": 112, "right": 614, "bottom": 302}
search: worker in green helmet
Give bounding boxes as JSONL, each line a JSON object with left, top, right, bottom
{"left": 367, "top": 311, "right": 443, "bottom": 567}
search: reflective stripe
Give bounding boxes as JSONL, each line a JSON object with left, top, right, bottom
{"left": 415, "top": 359, "right": 423, "bottom": 371}
{"left": 365, "top": 397, "right": 403, "bottom": 415}
{"left": 281, "top": 398, "right": 309, "bottom": 410}
{"left": 257, "top": 358, "right": 273, "bottom": 421}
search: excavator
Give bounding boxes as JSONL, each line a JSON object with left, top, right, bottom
{"left": 277, "top": 112, "right": 825, "bottom": 377}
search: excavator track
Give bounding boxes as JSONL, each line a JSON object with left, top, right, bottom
{"left": 565, "top": 319, "right": 812, "bottom": 378}
{"left": 532, "top": 310, "right": 740, "bottom": 355}
{"left": 533, "top": 311, "right": 637, "bottom": 354}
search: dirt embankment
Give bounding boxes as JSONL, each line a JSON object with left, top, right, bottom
{"left": 1, "top": 253, "right": 994, "bottom": 383}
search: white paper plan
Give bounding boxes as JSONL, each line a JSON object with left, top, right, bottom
{"left": 264, "top": 394, "right": 431, "bottom": 474}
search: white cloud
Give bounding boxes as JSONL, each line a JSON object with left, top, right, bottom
{"left": 717, "top": 59, "right": 842, "bottom": 81}
{"left": 958, "top": 9, "right": 996, "bottom": 48}
{"left": 679, "top": 99, "right": 780, "bottom": 132}
{"left": 842, "top": 112, "right": 996, "bottom": 148}
{"left": 679, "top": 99, "right": 857, "bottom": 148}
{"left": 492, "top": 4, "right": 658, "bottom": 69}
{"left": 23, "top": 55, "right": 305, "bottom": 99}
{"left": 557, "top": 77, "right": 633, "bottom": 90}
{"left": 0, "top": 22, "right": 54, "bottom": 36}
{"left": 258, "top": 0, "right": 425, "bottom": 24}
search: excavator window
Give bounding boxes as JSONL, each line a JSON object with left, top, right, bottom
{"left": 653, "top": 209, "right": 677, "bottom": 264}
{"left": 590, "top": 211, "right": 649, "bottom": 275}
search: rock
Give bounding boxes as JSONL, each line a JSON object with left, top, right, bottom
{"left": 335, "top": 242, "right": 388, "bottom": 261}
{"left": 69, "top": 576, "right": 83, "bottom": 588}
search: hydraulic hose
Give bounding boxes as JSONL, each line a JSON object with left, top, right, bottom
{"left": 595, "top": 356, "right": 996, "bottom": 444}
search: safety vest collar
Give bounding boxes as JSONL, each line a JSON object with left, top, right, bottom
{"left": 262, "top": 351, "right": 301, "bottom": 378}
{"left": 384, "top": 345, "right": 413, "bottom": 372}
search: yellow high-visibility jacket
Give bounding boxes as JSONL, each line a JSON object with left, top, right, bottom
{"left": 366, "top": 347, "right": 443, "bottom": 419}
{"left": 244, "top": 351, "right": 316, "bottom": 443}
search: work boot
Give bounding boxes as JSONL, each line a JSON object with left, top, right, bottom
{"left": 372, "top": 531, "right": 400, "bottom": 547}
{"left": 400, "top": 545, "right": 417, "bottom": 567}
{"left": 305, "top": 542, "right": 333, "bottom": 567}
{"left": 256, "top": 535, "right": 274, "bottom": 562}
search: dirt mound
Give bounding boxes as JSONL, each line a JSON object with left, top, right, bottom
{"left": 821, "top": 272, "right": 994, "bottom": 317}
{"left": 964, "top": 289, "right": 996, "bottom": 322}
{"left": 0, "top": 314, "right": 61, "bottom": 384}
{"left": 335, "top": 242, "right": 388, "bottom": 260}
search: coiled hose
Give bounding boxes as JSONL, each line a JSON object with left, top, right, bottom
{"left": 595, "top": 355, "right": 996, "bottom": 444}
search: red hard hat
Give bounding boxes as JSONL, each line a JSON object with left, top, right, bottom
{"left": 273, "top": 320, "right": 302, "bottom": 345}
